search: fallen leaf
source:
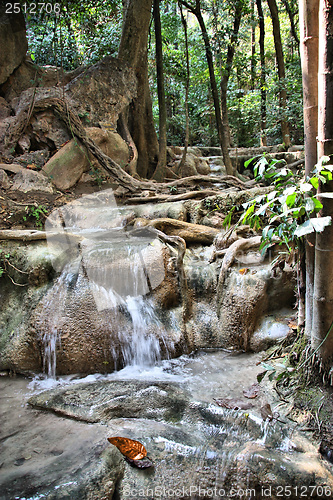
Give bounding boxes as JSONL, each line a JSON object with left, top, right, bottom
{"left": 213, "top": 398, "right": 254, "bottom": 410}
{"left": 260, "top": 403, "right": 273, "bottom": 421}
{"left": 239, "top": 268, "right": 249, "bottom": 275}
{"left": 243, "top": 383, "right": 260, "bottom": 399}
{"left": 107, "top": 437, "right": 147, "bottom": 460}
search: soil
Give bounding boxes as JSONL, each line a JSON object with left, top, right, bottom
{"left": 0, "top": 179, "right": 116, "bottom": 230}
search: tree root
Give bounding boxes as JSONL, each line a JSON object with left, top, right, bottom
{"left": 131, "top": 226, "right": 192, "bottom": 328}
{"left": 133, "top": 217, "right": 220, "bottom": 245}
{"left": 0, "top": 229, "right": 47, "bottom": 241}
{"left": 216, "top": 236, "right": 262, "bottom": 316}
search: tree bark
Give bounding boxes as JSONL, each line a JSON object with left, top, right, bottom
{"left": 267, "top": 0, "right": 291, "bottom": 147}
{"left": 251, "top": 0, "right": 256, "bottom": 89}
{"left": 177, "top": 2, "right": 190, "bottom": 174}
{"left": 220, "top": 2, "right": 243, "bottom": 149}
{"left": 256, "top": 0, "right": 267, "bottom": 146}
{"left": 299, "top": 0, "right": 319, "bottom": 335}
{"left": 118, "top": 0, "right": 159, "bottom": 179}
{"left": 180, "top": 0, "right": 234, "bottom": 175}
{"left": 312, "top": 0, "right": 333, "bottom": 369}
{"left": 152, "top": 0, "right": 168, "bottom": 181}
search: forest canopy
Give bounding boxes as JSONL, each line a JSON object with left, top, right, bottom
{"left": 23, "top": 0, "right": 303, "bottom": 148}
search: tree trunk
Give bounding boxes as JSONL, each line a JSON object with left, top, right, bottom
{"left": 220, "top": 2, "right": 243, "bottom": 150}
{"left": 299, "top": 0, "right": 319, "bottom": 335}
{"left": 281, "top": 0, "right": 300, "bottom": 48}
{"left": 152, "top": 0, "right": 167, "bottom": 181}
{"left": 256, "top": 0, "right": 267, "bottom": 146}
{"left": 267, "top": 0, "right": 291, "bottom": 147}
{"left": 177, "top": 3, "right": 190, "bottom": 173}
{"left": 181, "top": 0, "right": 234, "bottom": 175}
{"left": 312, "top": 0, "right": 333, "bottom": 370}
{"left": 118, "top": 0, "right": 159, "bottom": 179}
{"left": 251, "top": 0, "right": 256, "bottom": 89}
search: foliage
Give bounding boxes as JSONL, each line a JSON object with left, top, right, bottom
{"left": 23, "top": 205, "right": 48, "bottom": 227}
{"left": 26, "top": 0, "right": 121, "bottom": 70}
{"left": 24, "top": 0, "right": 304, "bottom": 147}
{"left": 230, "top": 155, "right": 332, "bottom": 254}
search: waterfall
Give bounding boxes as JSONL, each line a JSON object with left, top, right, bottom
{"left": 39, "top": 189, "right": 171, "bottom": 377}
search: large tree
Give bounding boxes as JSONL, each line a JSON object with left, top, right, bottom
{"left": 267, "top": 0, "right": 291, "bottom": 147}
{"left": 181, "top": 0, "right": 234, "bottom": 175}
{"left": 118, "top": 0, "right": 159, "bottom": 179}
{"left": 311, "top": 0, "right": 333, "bottom": 370}
{"left": 299, "top": 0, "right": 319, "bottom": 334}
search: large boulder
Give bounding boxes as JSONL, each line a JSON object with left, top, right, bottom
{"left": 42, "top": 127, "right": 130, "bottom": 190}
{"left": 0, "top": 8, "right": 27, "bottom": 85}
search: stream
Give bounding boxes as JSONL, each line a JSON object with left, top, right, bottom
{"left": 1, "top": 189, "right": 333, "bottom": 499}
{"left": 1, "top": 349, "right": 333, "bottom": 499}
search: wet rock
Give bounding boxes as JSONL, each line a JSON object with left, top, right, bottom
{"left": 250, "top": 315, "right": 291, "bottom": 351}
{"left": 26, "top": 379, "right": 333, "bottom": 500}
{"left": 29, "top": 380, "right": 190, "bottom": 423}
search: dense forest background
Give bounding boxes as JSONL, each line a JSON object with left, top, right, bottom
{"left": 24, "top": 0, "right": 303, "bottom": 149}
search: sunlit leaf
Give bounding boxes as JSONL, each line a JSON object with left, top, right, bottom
{"left": 107, "top": 437, "right": 147, "bottom": 460}
{"left": 300, "top": 182, "right": 313, "bottom": 193}
{"left": 310, "top": 177, "right": 319, "bottom": 190}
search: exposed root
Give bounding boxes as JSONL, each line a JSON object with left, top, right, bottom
{"left": 216, "top": 236, "right": 262, "bottom": 316}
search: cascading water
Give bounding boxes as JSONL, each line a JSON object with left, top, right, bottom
{"left": 39, "top": 189, "right": 173, "bottom": 377}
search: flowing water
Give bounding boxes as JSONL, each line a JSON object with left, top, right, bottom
{"left": 40, "top": 189, "right": 172, "bottom": 377}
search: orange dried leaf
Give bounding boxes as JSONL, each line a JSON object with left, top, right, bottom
{"left": 107, "top": 437, "right": 147, "bottom": 460}
{"left": 239, "top": 268, "right": 249, "bottom": 275}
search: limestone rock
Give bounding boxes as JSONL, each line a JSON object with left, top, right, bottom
{"left": 42, "top": 127, "right": 129, "bottom": 190}
{"left": 65, "top": 56, "right": 137, "bottom": 127}
{"left": 11, "top": 168, "right": 54, "bottom": 194}
{"left": 87, "top": 127, "right": 129, "bottom": 169}
{"left": 15, "top": 150, "right": 50, "bottom": 169}
{"left": 0, "top": 169, "right": 11, "bottom": 189}
{"left": 0, "top": 162, "right": 25, "bottom": 174}
{"left": 0, "top": 8, "right": 28, "bottom": 85}
{"left": 30, "top": 110, "right": 71, "bottom": 150}
{"left": 42, "top": 137, "right": 90, "bottom": 190}
{"left": 0, "top": 97, "right": 11, "bottom": 119}
{"left": 195, "top": 157, "right": 210, "bottom": 175}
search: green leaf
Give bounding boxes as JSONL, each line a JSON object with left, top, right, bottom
{"left": 285, "top": 193, "right": 297, "bottom": 207}
{"left": 310, "top": 177, "right": 319, "bottom": 190}
{"left": 257, "top": 371, "right": 267, "bottom": 383}
{"left": 268, "top": 371, "right": 277, "bottom": 381}
{"left": 294, "top": 220, "right": 315, "bottom": 237}
{"left": 261, "top": 362, "right": 276, "bottom": 371}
